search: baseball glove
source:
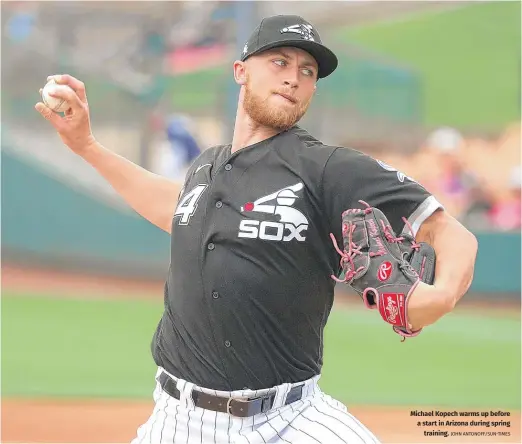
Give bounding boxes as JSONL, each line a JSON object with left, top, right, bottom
{"left": 330, "top": 201, "right": 436, "bottom": 340}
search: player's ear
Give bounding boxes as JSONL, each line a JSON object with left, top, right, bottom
{"left": 233, "top": 61, "right": 247, "bottom": 86}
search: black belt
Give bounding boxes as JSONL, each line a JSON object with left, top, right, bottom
{"left": 157, "top": 371, "right": 304, "bottom": 418}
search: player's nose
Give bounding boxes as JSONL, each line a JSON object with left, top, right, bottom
{"left": 282, "top": 69, "right": 299, "bottom": 89}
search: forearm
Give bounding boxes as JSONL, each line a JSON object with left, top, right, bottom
{"left": 408, "top": 211, "right": 478, "bottom": 330}
{"left": 82, "top": 140, "right": 182, "bottom": 233}
{"left": 430, "top": 215, "right": 478, "bottom": 304}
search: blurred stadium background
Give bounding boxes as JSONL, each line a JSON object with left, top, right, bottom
{"left": 1, "top": 1, "right": 520, "bottom": 443}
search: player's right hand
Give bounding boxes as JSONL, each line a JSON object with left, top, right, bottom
{"left": 35, "top": 74, "right": 96, "bottom": 155}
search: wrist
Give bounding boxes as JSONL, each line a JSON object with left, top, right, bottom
{"left": 79, "top": 135, "right": 99, "bottom": 160}
{"left": 407, "top": 282, "right": 453, "bottom": 331}
{"left": 432, "top": 281, "right": 458, "bottom": 311}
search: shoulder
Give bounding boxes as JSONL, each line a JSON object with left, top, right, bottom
{"left": 284, "top": 126, "right": 337, "bottom": 163}
{"left": 323, "top": 145, "right": 388, "bottom": 173}
{"left": 281, "top": 127, "right": 386, "bottom": 181}
{"left": 197, "top": 144, "right": 229, "bottom": 162}
{"left": 179, "top": 144, "right": 229, "bottom": 187}
{"left": 288, "top": 126, "right": 374, "bottom": 162}
{"left": 186, "top": 144, "right": 229, "bottom": 172}
{"left": 326, "top": 144, "right": 373, "bottom": 161}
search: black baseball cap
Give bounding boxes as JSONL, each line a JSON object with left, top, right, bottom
{"left": 240, "top": 15, "right": 338, "bottom": 79}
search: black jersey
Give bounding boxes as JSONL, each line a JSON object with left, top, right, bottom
{"left": 151, "top": 125, "right": 441, "bottom": 391}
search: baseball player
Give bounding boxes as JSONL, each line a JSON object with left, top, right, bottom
{"left": 35, "top": 14, "right": 478, "bottom": 444}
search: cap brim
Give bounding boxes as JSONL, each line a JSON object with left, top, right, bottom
{"left": 242, "top": 40, "right": 338, "bottom": 79}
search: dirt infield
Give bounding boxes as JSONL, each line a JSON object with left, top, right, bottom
{"left": 2, "top": 398, "right": 520, "bottom": 443}
{"left": 2, "top": 264, "right": 520, "bottom": 443}
{"left": 1, "top": 265, "right": 165, "bottom": 300}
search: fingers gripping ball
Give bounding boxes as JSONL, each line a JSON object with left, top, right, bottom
{"left": 41, "top": 79, "right": 72, "bottom": 113}
{"left": 330, "top": 201, "right": 436, "bottom": 340}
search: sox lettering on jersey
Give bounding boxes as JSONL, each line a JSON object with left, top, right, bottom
{"left": 238, "top": 183, "right": 309, "bottom": 242}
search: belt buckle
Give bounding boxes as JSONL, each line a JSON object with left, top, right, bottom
{"left": 226, "top": 397, "right": 234, "bottom": 415}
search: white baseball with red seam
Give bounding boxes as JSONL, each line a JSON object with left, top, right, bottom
{"left": 41, "top": 78, "right": 72, "bottom": 113}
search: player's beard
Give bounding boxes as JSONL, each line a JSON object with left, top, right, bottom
{"left": 243, "top": 77, "right": 312, "bottom": 131}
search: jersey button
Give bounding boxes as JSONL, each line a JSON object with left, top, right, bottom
{"left": 212, "top": 291, "right": 219, "bottom": 299}
{"left": 215, "top": 201, "right": 223, "bottom": 208}
{"left": 207, "top": 243, "right": 215, "bottom": 250}
{"left": 224, "top": 340, "right": 231, "bottom": 348}
{"left": 224, "top": 164, "right": 232, "bottom": 171}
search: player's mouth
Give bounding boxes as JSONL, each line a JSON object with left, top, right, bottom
{"left": 274, "top": 92, "right": 297, "bottom": 104}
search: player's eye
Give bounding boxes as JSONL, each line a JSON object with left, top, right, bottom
{"left": 302, "top": 68, "right": 315, "bottom": 77}
{"left": 273, "top": 59, "right": 287, "bottom": 67}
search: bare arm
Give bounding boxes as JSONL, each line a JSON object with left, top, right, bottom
{"left": 81, "top": 140, "right": 181, "bottom": 233}
{"left": 407, "top": 209, "right": 479, "bottom": 330}
{"left": 35, "top": 74, "right": 181, "bottom": 234}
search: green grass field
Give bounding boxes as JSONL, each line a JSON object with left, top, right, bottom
{"left": 337, "top": 2, "right": 521, "bottom": 131}
{"left": 2, "top": 293, "right": 520, "bottom": 409}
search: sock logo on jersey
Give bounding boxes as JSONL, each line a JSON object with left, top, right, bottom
{"left": 238, "top": 182, "right": 308, "bottom": 242}
{"left": 376, "top": 159, "right": 415, "bottom": 183}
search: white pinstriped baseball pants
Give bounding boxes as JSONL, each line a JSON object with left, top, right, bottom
{"left": 131, "top": 367, "right": 380, "bottom": 444}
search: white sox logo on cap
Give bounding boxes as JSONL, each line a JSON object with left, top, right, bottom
{"left": 280, "top": 24, "right": 315, "bottom": 42}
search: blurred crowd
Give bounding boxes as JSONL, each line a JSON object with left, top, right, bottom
{"left": 149, "top": 113, "right": 203, "bottom": 182}
{"left": 375, "top": 124, "right": 521, "bottom": 232}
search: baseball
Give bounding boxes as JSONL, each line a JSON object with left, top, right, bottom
{"left": 41, "top": 78, "right": 72, "bottom": 113}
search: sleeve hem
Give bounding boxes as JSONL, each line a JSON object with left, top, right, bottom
{"left": 402, "top": 195, "right": 444, "bottom": 237}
